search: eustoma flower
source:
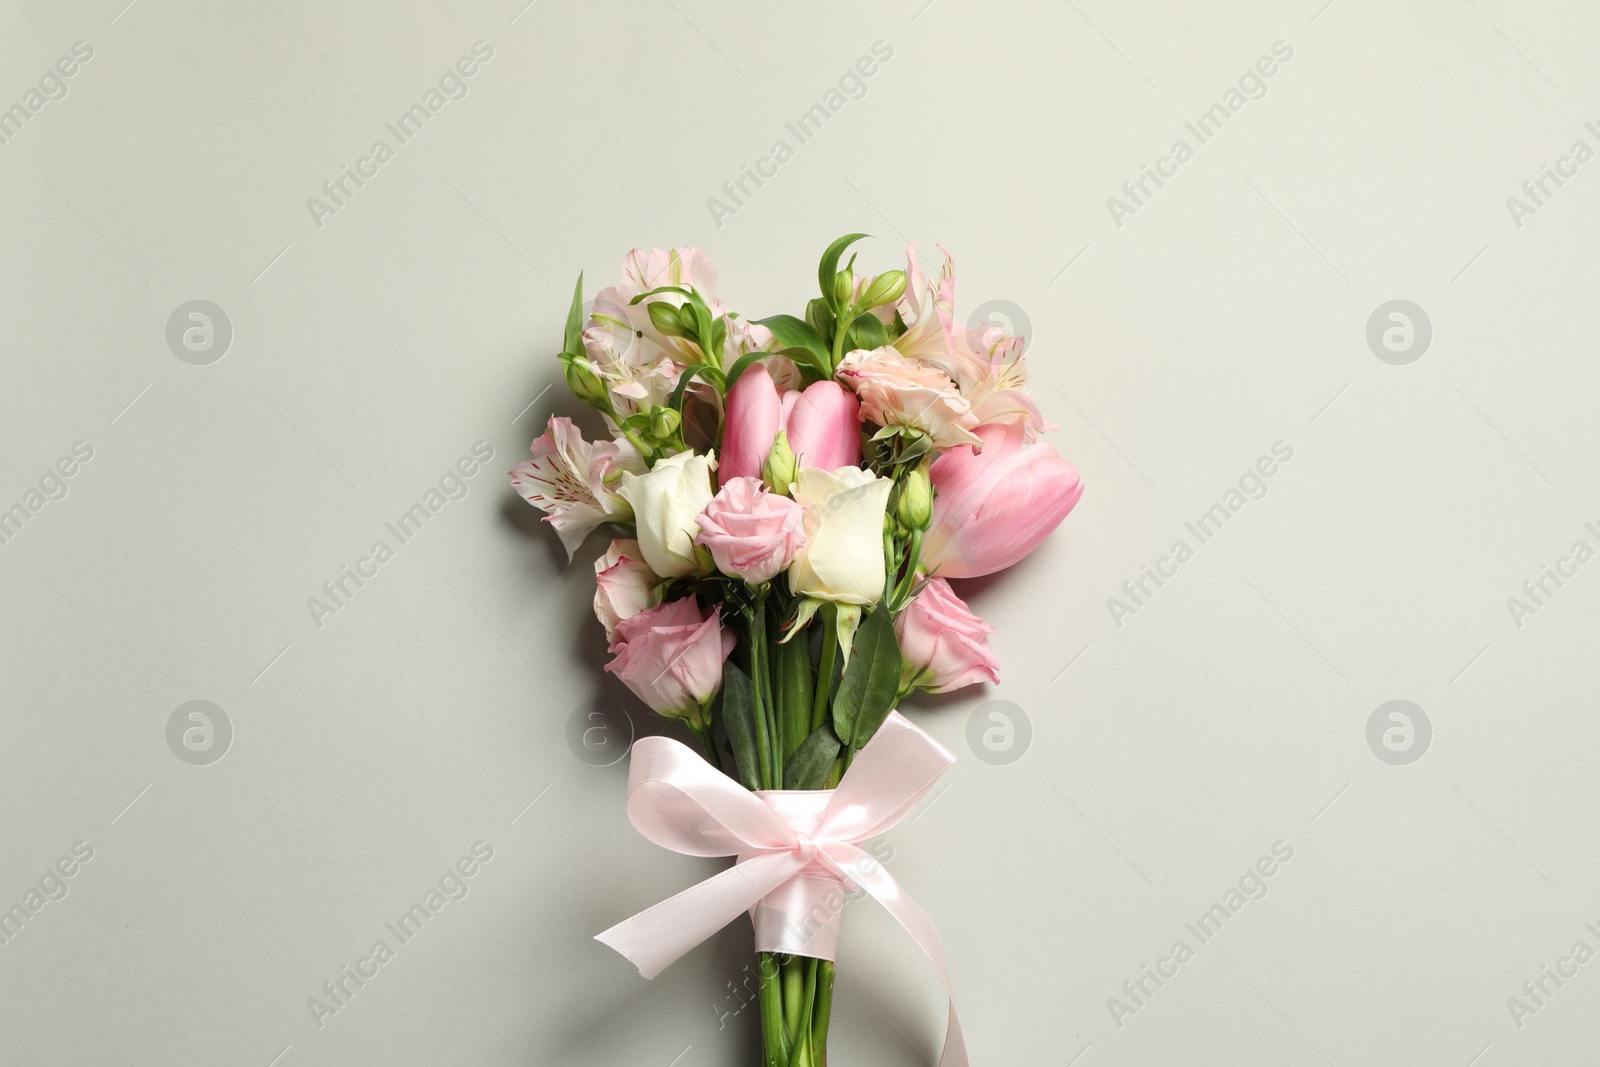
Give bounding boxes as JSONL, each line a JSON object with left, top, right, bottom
{"left": 789, "top": 466, "right": 893, "bottom": 608}
{"left": 836, "top": 345, "right": 982, "bottom": 449}
{"left": 593, "top": 539, "right": 659, "bottom": 642}
{"left": 719, "top": 364, "right": 861, "bottom": 484}
{"left": 920, "top": 421, "right": 1083, "bottom": 578}
{"left": 605, "top": 597, "right": 734, "bottom": 732}
{"left": 616, "top": 450, "right": 717, "bottom": 578}
{"left": 894, "top": 578, "right": 999, "bottom": 693}
{"left": 693, "top": 477, "right": 805, "bottom": 583}
{"left": 511, "top": 416, "right": 645, "bottom": 558}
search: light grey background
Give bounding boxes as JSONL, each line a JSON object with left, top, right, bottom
{"left": 3, "top": 0, "right": 1597, "bottom": 1064}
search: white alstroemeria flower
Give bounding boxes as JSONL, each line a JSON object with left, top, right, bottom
{"left": 511, "top": 417, "right": 645, "bottom": 559}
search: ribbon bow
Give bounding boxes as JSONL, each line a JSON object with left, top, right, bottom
{"left": 596, "top": 710, "right": 968, "bottom": 1067}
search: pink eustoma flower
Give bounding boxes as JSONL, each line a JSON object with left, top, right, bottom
{"left": 720, "top": 364, "right": 861, "bottom": 484}
{"left": 605, "top": 597, "right": 734, "bottom": 726}
{"left": 693, "top": 477, "right": 805, "bottom": 583}
{"left": 920, "top": 421, "right": 1083, "bottom": 578}
{"left": 593, "top": 539, "right": 658, "bottom": 642}
{"left": 894, "top": 578, "right": 999, "bottom": 693}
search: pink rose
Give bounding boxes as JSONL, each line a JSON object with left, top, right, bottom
{"left": 720, "top": 364, "right": 861, "bottom": 484}
{"left": 835, "top": 345, "right": 982, "bottom": 449}
{"left": 693, "top": 477, "right": 805, "bottom": 583}
{"left": 920, "top": 421, "right": 1083, "bottom": 578}
{"left": 593, "top": 539, "right": 658, "bottom": 642}
{"left": 605, "top": 597, "right": 734, "bottom": 727}
{"left": 894, "top": 578, "right": 999, "bottom": 693}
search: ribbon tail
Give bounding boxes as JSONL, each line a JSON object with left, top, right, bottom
{"left": 819, "top": 844, "right": 969, "bottom": 1067}
{"left": 596, "top": 852, "right": 804, "bottom": 979}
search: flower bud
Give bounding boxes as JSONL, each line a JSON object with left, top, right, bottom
{"left": 761, "top": 430, "right": 798, "bottom": 496}
{"left": 896, "top": 463, "right": 933, "bottom": 530}
{"left": 831, "top": 269, "right": 854, "bottom": 310}
{"left": 677, "top": 303, "right": 701, "bottom": 336}
{"left": 649, "top": 406, "right": 681, "bottom": 440}
{"left": 560, "top": 353, "right": 610, "bottom": 410}
{"left": 647, "top": 300, "right": 690, "bottom": 338}
{"left": 859, "top": 270, "right": 907, "bottom": 310}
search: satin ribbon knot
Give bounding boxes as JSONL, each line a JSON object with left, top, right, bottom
{"left": 596, "top": 710, "right": 969, "bottom": 1066}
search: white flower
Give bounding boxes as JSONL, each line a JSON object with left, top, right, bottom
{"left": 788, "top": 466, "right": 893, "bottom": 606}
{"left": 511, "top": 417, "right": 644, "bottom": 559}
{"left": 616, "top": 450, "right": 718, "bottom": 578}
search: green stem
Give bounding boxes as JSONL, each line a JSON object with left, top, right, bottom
{"left": 759, "top": 952, "right": 789, "bottom": 1066}
{"left": 810, "top": 608, "right": 838, "bottom": 733}
{"left": 782, "top": 957, "right": 805, "bottom": 1042}
{"left": 755, "top": 590, "right": 780, "bottom": 789}
{"left": 811, "top": 961, "right": 835, "bottom": 1061}
{"left": 746, "top": 607, "right": 774, "bottom": 792}
{"left": 891, "top": 527, "right": 924, "bottom": 610}
{"left": 788, "top": 958, "right": 818, "bottom": 1067}
{"left": 692, "top": 722, "right": 719, "bottom": 768}
{"left": 829, "top": 308, "right": 856, "bottom": 370}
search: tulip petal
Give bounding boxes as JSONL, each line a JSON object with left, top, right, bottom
{"left": 720, "top": 365, "right": 781, "bottom": 484}
{"left": 785, "top": 381, "right": 861, "bottom": 472}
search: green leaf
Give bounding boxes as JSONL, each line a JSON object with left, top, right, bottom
{"left": 784, "top": 722, "right": 842, "bottom": 790}
{"left": 562, "top": 273, "right": 585, "bottom": 357}
{"left": 753, "top": 315, "right": 829, "bottom": 372}
{"left": 818, "top": 233, "right": 869, "bottom": 309}
{"left": 830, "top": 605, "right": 902, "bottom": 749}
{"left": 722, "top": 350, "right": 767, "bottom": 395}
{"left": 669, "top": 364, "right": 721, "bottom": 412}
{"left": 627, "top": 284, "right": 694, "bottom": 305}
{"left": 720, "top": 659, "right": 761, "bottom": 791}
{"left": 846, "top": 313, "right": 888, "bottom": 352}
{"left": 772, "top": 619, "right": 815, "bottom": 762}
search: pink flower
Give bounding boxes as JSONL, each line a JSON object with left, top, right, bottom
{"left": 920, "top": 421, "right": 1083, "bottom": 578}
{"left": 894, "top": 578, "right": 999, "bottom": 693}
{"left": 510, "top": 417, "right": 646, "bottom": 559}
{"left": 582, "top": 247, "right": 763, "bottom": 417}
{"left": 835, "top": 345, "right": 982, "bottom": 449}
{"left": 693, "top": 477, "right": 805, "bottom": 583}
{"left": 893, "top": 243, "right": 1052, "bottom": 441}
{"left": 720, "top": 364, "right": 861, "bottom": 484}
{"left": 593, "top": 539, "right": 659, "bottom": 642}
{"left": 605, "top": 597, "right": 735, "bottom": 726}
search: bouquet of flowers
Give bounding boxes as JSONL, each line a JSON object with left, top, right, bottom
{"left": 513, "top": 235, "right": 1082, "bottom": 1066}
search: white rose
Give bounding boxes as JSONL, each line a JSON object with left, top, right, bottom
{"left": 616, "top": 450, "right": 717, "bottom": 578}
{"left": 788, "top": 466, "right": 893, "bottom": 606}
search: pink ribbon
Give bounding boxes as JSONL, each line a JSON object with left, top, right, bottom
{"left": 596, "top": 710, "right": 968, "bottom": 1066}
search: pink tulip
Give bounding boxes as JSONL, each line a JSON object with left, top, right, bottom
{"left": 920, "top": 421, "right": 1082, "bottom": 578}
{"left": 605, "top": 597, "right": 734, "bottom": 727}
{"left": 894, "top": 578, "right": 999, "bottom": 693}
{"left": 720, "top": 364, "right": 861, "bottom": 484}
{"left": 693, "top": 477, "right": 805, "bottom": 583}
